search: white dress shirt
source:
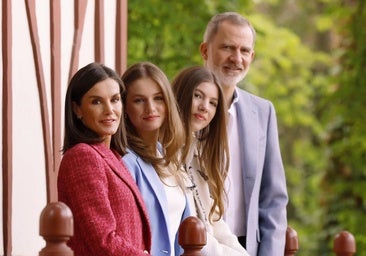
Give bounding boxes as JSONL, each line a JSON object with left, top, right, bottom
{"left": 224, "top": 91, "right": 246, "bottom": 236}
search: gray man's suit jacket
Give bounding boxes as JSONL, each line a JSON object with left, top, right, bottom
{"left": 234, "top": 88, "right": 288, "bottom": 256}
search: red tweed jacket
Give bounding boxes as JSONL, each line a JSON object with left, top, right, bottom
{"left": 57, "top": 143, "right": 151, "bottom": 256}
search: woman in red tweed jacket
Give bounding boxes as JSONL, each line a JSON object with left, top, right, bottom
{"left": 57, "top": 62, "right": 151, "bottom": 256}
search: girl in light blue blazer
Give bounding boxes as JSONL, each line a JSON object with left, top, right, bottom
{"left": 121, "top": 62, "right": 190, "bottom": 256}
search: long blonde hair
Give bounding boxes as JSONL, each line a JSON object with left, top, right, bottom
{"left": 122, "top": 62, "right": 185, "bottom": 178}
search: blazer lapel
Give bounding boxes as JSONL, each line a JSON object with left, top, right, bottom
{"left": 91, "top": 144, "right": 130, "bottom": 181}
{"left": 90, "top": 144, "right": 149, "bottom": 214}
{"left": 237, "top": 91, "right": 258, "bottom": 200}
{"left": 136, "top": 157, "right": 170, "bottom": 222}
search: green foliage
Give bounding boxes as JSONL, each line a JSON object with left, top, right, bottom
{"left": 127, "top": 1, "right": 211, "bottom": 78}
{"left": 320, "top": 0, "right": 366, "bottom": 253}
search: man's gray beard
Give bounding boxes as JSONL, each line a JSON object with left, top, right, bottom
{"left": 206, "top": 62, "right": 246, "bottom": 87}
{"left": 216, "top": 71, "right": 245, "bottom": 88}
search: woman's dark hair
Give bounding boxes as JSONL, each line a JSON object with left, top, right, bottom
{"left": 62, "top": 62, "right": 127, "bottom": 155}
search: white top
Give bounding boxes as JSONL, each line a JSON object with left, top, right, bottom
{"left": 184, "top": 141, "right": 249, "bottom": 256}
{"left": 225, "top": 92, "right": 246, "bottom": 236}
{"left": 162, "top": 174, "right": 186, "bottom": 256}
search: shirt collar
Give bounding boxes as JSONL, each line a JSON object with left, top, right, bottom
{"left": 229, "top": 88, "right": 239, "bottom": 111}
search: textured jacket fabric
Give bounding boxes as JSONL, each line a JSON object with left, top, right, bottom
{"left": 123, "top": 148, "right": 191, "bottom": 256}
{"left": 58, "top": 143, "right": 151, "bottom": 256}
{"left": 234, "top": 89, "right": 288, "bottom": 256}
{"left": 185, "top": 144, "right": 250, "bottom": 256}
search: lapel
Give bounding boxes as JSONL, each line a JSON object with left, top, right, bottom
{"left": 127, "top": 148, "right": 169, "bottom": 232}
{"left": 90, "top": 143, "right": 129, "bottom": 181}
{"left": 128, "top": 148, "right": 188, "bottom": 254}
{"left": 90, "top": 144, "right": 149, "bottom": 214}
{"left": 236, "top": 90, "right": 258, "bottom": 199}
{"left": 135, "top": 155, "right": 170, "bottom": 219}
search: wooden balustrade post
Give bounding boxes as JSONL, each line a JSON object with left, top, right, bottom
{"left": 333, "top": 230, "right": 356, "bottom": 256}
{"left": 284, "top": 226, "right": 299, "bottom": 256}
{"left": 39, "top": 201, "right": 74, "bottom": 256}
{"left": 178, "top": 216, "right": 206, "bottom": 256}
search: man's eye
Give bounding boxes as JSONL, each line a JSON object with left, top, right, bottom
{"left": 222, "top": 45, "right": 233, "bottom": 51}
{"left": 241, "top": 48, "right": 252, "bottom": 54}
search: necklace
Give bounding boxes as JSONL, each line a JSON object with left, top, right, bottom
{"left": 194, "top": 152, "right": 209, "bottom": 181}
{"left": 184, "top": 164, "right": 209, "bottom": 226}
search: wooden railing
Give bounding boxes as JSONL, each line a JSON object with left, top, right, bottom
{"left": 285, "top": 226, "right": 299, "bottom": 256}
{"left": 178, "top": 216, "right": 206, "bottom": 255}
{"left": 39, "top": 202, "right": 73, "bottom": 256}
{"left": 333, "top": 231, "right": 356, "bottom": 256}
{"left": 38, "top": 202, "right": 356, "bottom": 256}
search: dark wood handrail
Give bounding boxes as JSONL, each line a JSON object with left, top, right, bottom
{"left": 39, "top": 202, "right": 74, "bottom": 256}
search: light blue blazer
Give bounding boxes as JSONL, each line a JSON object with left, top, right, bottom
{"left": 234, "top": 88, "right": 288, "bottom": 256}
{"left": 122, "top": 148, "right": 191, "bottom": 256}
